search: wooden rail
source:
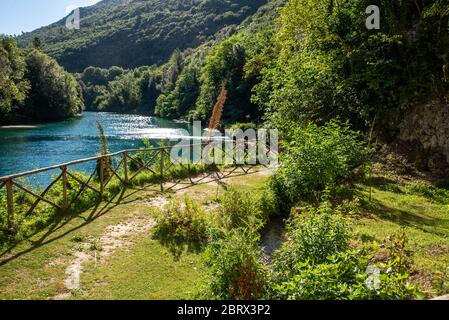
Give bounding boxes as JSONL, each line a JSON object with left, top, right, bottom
{"left": 0, "top": 140, "right": 275, "bottom": 234}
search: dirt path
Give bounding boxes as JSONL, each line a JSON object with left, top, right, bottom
{"left": 54, "top": 213, "right": 156, "bottom": 300}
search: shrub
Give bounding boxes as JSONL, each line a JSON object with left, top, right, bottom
{"left": 217, "top": 187, "right": 264, "bottom": 232}
{"left": 270, "top": 249, "right": 419, "bottom": 300}
{"left": 153, "top": 197, "right": 211, "bottom": 257}
{"left": 270, "top": 201, "right": 351, "bottom": 284}
{"left": 270, "top": 120, "right": 370, "bottom": 208}
{"left": 257, "top": 186, "right": 280, "bottom": 218}
{"left": 203, "top": 228, "right": 266, "bottom": 300}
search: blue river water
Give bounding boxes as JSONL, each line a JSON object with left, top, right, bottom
{"left": 0, "top": 112, "right": 190, "bottom": 184}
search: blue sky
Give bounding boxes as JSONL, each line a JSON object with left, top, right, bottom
{"left": 0, "top": 0, "right": 101, "bottom": 35}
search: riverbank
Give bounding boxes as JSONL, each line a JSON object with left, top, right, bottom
{"left": 0, "top": 167, "right": 270, "bottom": 299}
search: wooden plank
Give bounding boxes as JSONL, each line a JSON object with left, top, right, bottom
{"left": 66, "top": 170, "right": 101, "bottom": 195}
{"left": 99, "top": 158, "right": 104, "bottom": 194}
{"left": 103, "top": 158, "right": 124, "bottom": 184}
{"left": 123, "top": 152, "right": 129, "bottom": 184}
{"left": 62, "top": 166, "right": 68, "bottom": 212}
{"left": 128, "top": 153, "right": 159, "bottom": 182}
{"left": 160, "top": 147, "right": 164, "bottom": 192}
{"left": 25, "top": 172, "right": 63, "bottom": 217}
{"left": 68, "top": 168, "right": 97, "bottom": 207}
{"left": 6, "top": 180, "right": 14, "bottom": 230}
{"left": 13, "top": 181, "right": 61, "bottom": 210}
{"left": 0, "top": 142, "right": 211, "bottom": 182}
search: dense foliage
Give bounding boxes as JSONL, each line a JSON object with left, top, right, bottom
{"left": 12, "top": 0, "right": 448, "bottom": 127}
{"left": 0, "top": 38, "right": 83, "bottom": 125}
{"left": 0, "top": 38, "right": 29, "bottom": 119}
{"left": 77, "top": 66, "right": 127, "bottom": 110}
{"left": 270, "top": 248, "right": 418, "bottom": 300}
{"left": 254, "top": 0, "right": 449, "bottom": 133}
{"left": 270, "top": 120, "right": 370, "bottom": 208}
{"left": 268, "top": 203, "right": 419, "bottom": 300}
{"left": 153, "top": 197, "right": 211, "bottom": 255}
{"left": 21, "top": 49, "right": 83, "bottom": 122}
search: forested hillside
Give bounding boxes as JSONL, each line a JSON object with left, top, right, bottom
{"left": 17, "top": 0, "right": 268, "bottom": 72}
{"left": 83, "top": 0, "right": 448, "bottom": 133}
{"left": 75, "top": 0, "right": 283, "bottom": 115}
{"left": 78, "top": 0, "right": 284, "bottom": 118}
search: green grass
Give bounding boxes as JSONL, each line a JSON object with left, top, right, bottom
{"left": 0, "top": 167, "right": 269, "bottom": 300}
{"left": 354, "top": 172, "right": 449, "bottom": 296}
{"left": 3, "top": 163, "right": 446, "bottom": 299}
{"left": 77, "top": 237, "right": 206, "bottom": 300}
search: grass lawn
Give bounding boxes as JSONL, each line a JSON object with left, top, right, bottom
{"left": 0, "top": 168, "right": 269, "bottom": 300}
{"left": 76, "top": 237, "right": 206, "bottom": 300}
{"left": 353, "top": 164, "right": 449, "bottom": 297}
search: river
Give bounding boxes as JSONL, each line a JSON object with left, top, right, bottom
{"left": 0, "top": 112, "right": 190, "bottom": 183}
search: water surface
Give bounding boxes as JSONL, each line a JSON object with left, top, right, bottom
{"left": 0, "top": 112, "right": 189, "bottom": 183}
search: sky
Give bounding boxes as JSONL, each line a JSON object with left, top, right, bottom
{"left": 0, "top": 0, "right": 101, "bottom": 35}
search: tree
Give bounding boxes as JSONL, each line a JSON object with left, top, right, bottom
{"left": 254, "top": 0, "right": 449, "bottom": 135}
{"left": 0, "top": 37, "right": 29, "bottom": 123}
{"left": 32, "top": 37, "right": 42, "bottom": 50}
{"left": 21, "top": 49, "right": 84, "bottom": 121}
{"left": 192, "top": 35, "right": 259, "bottom": 123}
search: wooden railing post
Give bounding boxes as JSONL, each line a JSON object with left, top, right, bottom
{"left": 160, "top": 147, "right": 164, "bottom": 192}
{"left": 61, "top": 166, "right": 68, "bottom": 213}
{"left": 6, "top": 180, "right": 14, "bottom": 231}
{"left": 123, "top": 152, "right": 129, "bottom": 185}
{"left": 99, "top": 158, "right": 104, "bottom": 195}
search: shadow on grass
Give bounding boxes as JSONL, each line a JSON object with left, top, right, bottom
{"left": 0, "top": 187, "right": 130, "bottom": 266}
{"left": 0, "top": 167, "right": 264, "bottom": 266}
{"left": 153, "top": 234, "right": 205, "bottom": 261}
{"left": 362, "top": 197, "right": 449, "bottom": 237}
{"left": 364, "top": 176, "right": 403, "bottom": 193}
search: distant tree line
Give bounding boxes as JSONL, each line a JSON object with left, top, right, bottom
{"left": 0, "top": 37, "right": 83, "bottom": 125}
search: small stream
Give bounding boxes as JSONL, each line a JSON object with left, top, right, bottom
{"left": 259, "top": 217, "right": 286, "bottom": 264}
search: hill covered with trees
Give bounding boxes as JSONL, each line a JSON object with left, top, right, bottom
{"left": 17, "top": 0, "right": 269, "bottom": 72}
{"left": 78, "top": 0, "right": 448, "bottom": 135}
{"left": 77, "top": 0, "right": 284, "bottom": 118}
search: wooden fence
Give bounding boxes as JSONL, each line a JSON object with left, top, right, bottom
{"left": 0, "top": 140, "right": 275, "bottom": 234}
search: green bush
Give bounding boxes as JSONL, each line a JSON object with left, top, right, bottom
{"left": 203, "top": 228, "right": 266, "bottom": 300}
{"left": 227, "top": 122, "right": 258, "bottom": 131}
{"left": 270, "top": 249, "right": 419, "bottom": 300}
{"left": 217, "top": 187, "right": 265, "bottom": 232}
{"left": 271, "top": 201, "right": 351, "bottom": 284}
{"left": 153, "top": 197, "right": 212, "bottom": 254}
{"left": 257, "top": 186, "right": 280, "bottom": 218}
{"left": 270, "top": 120, "right": 369, "bottom": 208}
{"left": 269, "top": 214, "right": 420, "bottom": 300}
